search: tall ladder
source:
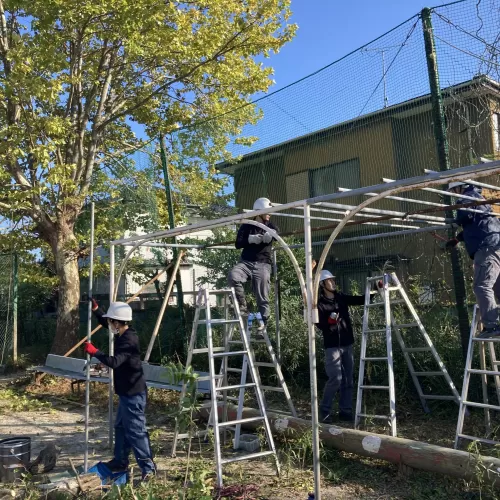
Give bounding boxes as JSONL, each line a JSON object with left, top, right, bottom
{"left": 455, "top": 305, "right": 500, "bottom": 448}
{"left": 355, "top": 272, "right": 460, "bottom": 437}
{"left": 171, "top": 287, "right": 280, "bottom": 488}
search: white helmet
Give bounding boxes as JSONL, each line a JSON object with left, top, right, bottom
{"left": 253, "top": 197, "right": 272, "bottom": 211}
{"left": 319, "top": 270, "right": 335, "bottom": 282}
{"left": 448, "top": 181, "right": 466, "bottom": 191}
{"left": 103, "top": 302, "right": 133, "bottom": 322}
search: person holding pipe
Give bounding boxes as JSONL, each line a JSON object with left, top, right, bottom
{"left": 84, "top": 299, "right": 156, "bottom": 480}
{"left": 446, "top": 181, "right": 500, "bottom": 338}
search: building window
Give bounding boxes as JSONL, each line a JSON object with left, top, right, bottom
{"left": 493, "top": 113, "right": 500, "bottom": 151}
{"left": 309, "top": 158, "right": 361, "bottom": 197}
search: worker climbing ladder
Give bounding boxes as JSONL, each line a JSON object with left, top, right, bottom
{"left": 355, "top": 272, "right": 460, "bottom": 437}
{"left": 455, "top": 305, "right": 500, "bottom": 448}
{"left": 171, "top": 287, "right": 284, "bottom": 488}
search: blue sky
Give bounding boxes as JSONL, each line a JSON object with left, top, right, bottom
{"left": 263, "top": 0, "right": 441, "bottom": 90}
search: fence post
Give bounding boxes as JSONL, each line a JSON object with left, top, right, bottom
{"left": 12, "top": 253, "right": 18, "bottom": 363}
{"left": 422, "top": 7, "right": 470, "bottom": 359}
{"left": 159, "top": 134, "right": 186, "bottom": 334}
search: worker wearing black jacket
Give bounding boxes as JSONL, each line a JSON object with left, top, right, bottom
{"left": 315, "top": 270, "right": 364, "bottom": 424}
{"left": 228, "top": 197, "right": 278, "bottom": 327}
{"left": 84, "top": 300, "right": 155, "bottom": 479}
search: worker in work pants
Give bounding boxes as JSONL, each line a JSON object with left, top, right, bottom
{"left": 114, "top": 392, "right": 155, "bottom": 475}
{"left": 321, "top": 345, "right": 354, "bottom": 419}
{"left": 228, "top": 260, "right": 271, "bottom": 320}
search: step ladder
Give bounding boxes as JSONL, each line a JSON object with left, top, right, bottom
{"left": 171, "top": 287, "right": 280, "bottom": 488}
{"left": 455, "top": 305, "right": 500, "bottom": 448}
{"left": 355, "top": 272, "right": 460, "bottom": 437}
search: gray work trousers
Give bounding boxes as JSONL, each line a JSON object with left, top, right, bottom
{"left": 227, "top": 260, "right": 272, "bottom": 320}
{"left": 320, "top": 345, "right": 354, "bottom": 416}
{"left": 474, "top": 247, "right": 500, "bottom": 329}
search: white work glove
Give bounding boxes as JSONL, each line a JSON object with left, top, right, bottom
{"left": 262, "top": 232, "right": 273, "bottom": 244}
{"left": 248, "top": 234, "right": 264, "bottom": 245}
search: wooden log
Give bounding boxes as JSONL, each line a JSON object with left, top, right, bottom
{"left": 197, "top": 405, "right": 500, "bottom": 486}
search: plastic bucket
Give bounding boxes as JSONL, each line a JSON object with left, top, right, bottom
{"left": 0, "top": 437, "right": 31, "bottom": 483}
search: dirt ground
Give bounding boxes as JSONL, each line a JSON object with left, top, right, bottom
{"left": 0, "top": 372, "right": 497, "bottom": 499}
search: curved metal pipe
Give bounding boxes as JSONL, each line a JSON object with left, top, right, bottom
{"left": 113, "top": 220, "right": 307, "bottom": 309}
{"left": 313, "top": 184, "right": 429, "bottom": 308}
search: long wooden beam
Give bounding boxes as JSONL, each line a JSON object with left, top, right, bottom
{"left": 198, "top": 405, "right": 500, "bottom": 486}
{"left": 64, "top": 265, "right": 172, "bottom": 358}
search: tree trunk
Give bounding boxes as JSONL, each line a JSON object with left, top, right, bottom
{"left": 49, "top": 230, "right": 81, "bottom": 355}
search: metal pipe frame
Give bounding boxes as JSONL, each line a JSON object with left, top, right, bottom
{"left": 108, "top": 245, "right": 115, "bottom": 450}
{"left": 114, "top": 219, "right": 307, "bottom": 307}
{"left": 103, "top": 160, "right": 500, "bottom": 498}
{"left": 312, "top": 161, "right": 500, "bottom": 309}
{"left": 244, "top": 208, "right": 423, "bottom": 230}
{"left": 84, "top": 202, "right": 94, "bottom": 472}
{"left": 285, "top": 224, "right": 452, "bottom": 249}
{"left": 109, "top": 161, "right": 500, "bottom": 246}
{"left": 338, "top": 187, "right": 492, "bottom": 217}
{"left": 424, "top": 168, "right": 500, "bottom": 191}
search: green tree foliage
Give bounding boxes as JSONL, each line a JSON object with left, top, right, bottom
{"left": 0, "top": 0, "right": 296, "bottom": 353}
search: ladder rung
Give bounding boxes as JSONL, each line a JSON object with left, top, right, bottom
{"left": 412, "top": 372, "right": 445, "bottom": 376}
{"left": 221, "top": 450, "right": 274, "bottom": 465}
{"left": 254, "top": 362, "right": 275, "bottom": 368}
{"left": 199, "top": 375, "right": 224, "bottom": 381}
{"left": 457, "top": 434, "right": 500, "bottom": 446}
{"left": 217, "top": 416, "right": 264, "bottom": 428}
{"left": 462, "top": 400, "right": 500, "bottom": 410}
{"left": 421, "top": 395, "right": 457, "bottom": 400}
{"left": 192, "top": 347, "right": 226, "bottom": 354}
{"left": 387, "top": 286, "right": 400, "bottom": 291}
{"left": 402, "top": 347, "right": 431, "bottom": 352}
{"left": 395, "top": 323, "right": 418, "bottom": 328}
{"left": 261, "top": 386, "right": 285, "bottom": 392}
{"left": 225, "top": 396, "right": 239, "bottom": 402}
{"left": 208, "top": 289, "right": 233, "bottom": 294}
{"left": 356, "top": 413, "right": 389, "bottom": 420}
{"left": 367, "top": 276, "right": 384, "bottom": 281}
{"left": 361, "top": 357, "right": 388, "bottom": 361}
{"left": 213, "top": 350, "right": 248, "bottom": 358}
{"left": 228, "top": 340, "right": 243, "bottom": 344}
{"left": 468, "top": 369, "right": 500, "bottom": 376}
{"left": 216, "top": 383, "right": 255, "bottom": 391}
{"left": 226, "top": 368, "right": 243, "bottom": 373}
{"left": 473, "top": 337, "right": 500, "bottom": 343}
{"left": 364, "top": 329, "right": 387, "bottom": 334}
{"left": 360, "top": 385, "right": 389, "bottom": 390}
{"left": 366, "top": 299, "right": 405, "bottom": 308}
{"left": 199, "top": 319, "right": 240, "bottom": 325}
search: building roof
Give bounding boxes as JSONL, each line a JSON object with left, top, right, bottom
{"left": 217, "top": 75, "right": 500, "bottom": 174}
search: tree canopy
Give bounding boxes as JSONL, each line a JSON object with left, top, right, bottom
{"left": 0, "top": 0, "right": 295, "bottom": 353}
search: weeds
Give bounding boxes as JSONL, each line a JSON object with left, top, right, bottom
{"left": 0, "top": 388, "right": 52, "bottom": 413}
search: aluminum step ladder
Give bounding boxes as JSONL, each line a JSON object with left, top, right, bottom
{"left": 455, "top": 305, "right": 500, "bottom": 448}
{"left": 171, "top": 287, "right": 280, "bottom": 488}
{"left": 355, "top": 272, "right": 460, "bottom": 437}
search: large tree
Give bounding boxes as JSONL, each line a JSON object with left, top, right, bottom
{"left": 0, "top": 0, "right": 295, "bottom": 354}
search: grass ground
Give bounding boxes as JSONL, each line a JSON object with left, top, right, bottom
{"left": 0, "top": 372, "right": 499, "bottom": 499}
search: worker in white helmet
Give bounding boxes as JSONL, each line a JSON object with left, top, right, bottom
{"left": 315, "top": 270, "right": 365, "bottom": 424}
{"left": 84, "top": 299, "right": 155, "bottom": 480}
{"left": 228, "top": 197, "right": 278, "bottom": 330}
{"left": 445, "top": 181, "right": 500, "bottom": 338}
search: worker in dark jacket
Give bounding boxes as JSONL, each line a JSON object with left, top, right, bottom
{"left": 446, "top": 182, "right": 500, "bottom": 338}
{"left": 84, "top": 300, "right": 155, "bottom": 479}
{"left": 228, "top": 197, "right": 278, "bottom": 328}
{"left": 315, "top": 270, "right": 364, "bottom": 423}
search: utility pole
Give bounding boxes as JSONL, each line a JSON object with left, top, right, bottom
{"left": 422, "top": 7, "right": 470, "bottom": 359}
{"left": 159, "top": 135, "right": 185, "bottom": 332}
